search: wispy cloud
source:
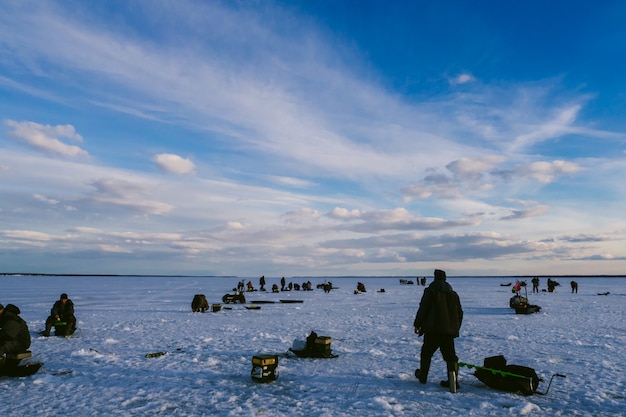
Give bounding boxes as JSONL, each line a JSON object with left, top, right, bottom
{"left": 449, "top": 73, "right": 476, "bottom": 85}
{"left": 88, "top": 178, "right": 174, "bottom": 215}
{"left": 6, "top": 120, "right": 88, "bottom": 158}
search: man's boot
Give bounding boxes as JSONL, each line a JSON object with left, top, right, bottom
{"left": 41, "top": 322, "right": 52, "bottom": 337}
{"left": 415, "top": 358, "right": 430, "bottom": 384}
{"left": 440, "top": 362, "right": 459, "bottom": 391}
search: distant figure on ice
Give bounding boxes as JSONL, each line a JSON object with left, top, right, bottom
{"left": 356, "top": 282, "right": 366, "bottom": 293}
{"left": 247, "top": 281, "right": 255, "bottom": 291}
{"left": 0, "top": 304, "right": 31, "bottom": 358}
{"left": 42, "top": 293, "right": 77, "bottom": 337}
{"left": 570, "top": 281, "right": 578, "bottom": 293}
{"left": 420, "top": 277, "right": 427, "bottom": 286}
{"left": 280, "top": 277, "right": 286, "bottom": 291}
{"left": 191, "top": 294, "right": 209, "bottom": 312}
{"left": 259, "top": 275, "right": 266, "bottom": 291}
{"left": 547, "top": 278, "right": 560, "bottom": 293}
{"left": 531, "top": 277, "right": 540, "bottom": 293}
{"left": 272, "top": 284, "right": 280, "bottom": 293}
{"left": 511, "top": 280, "right": 523, "bottom": 294}
{"left": 414, "top": 269, "right": 463, "bottom": 389}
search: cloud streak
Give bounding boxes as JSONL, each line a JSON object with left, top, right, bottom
{"left": 6, "top": 120, "right": 88, "bottom": 158}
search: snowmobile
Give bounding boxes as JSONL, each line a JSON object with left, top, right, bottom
{"left": 509, "top": 283, "right": 541, "bottom": 314}
{"left": 221, "top": 292, "right": 246, "bottom": 304}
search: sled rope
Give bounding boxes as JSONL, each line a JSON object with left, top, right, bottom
{"left": 458, "top": 362, "right": 534, "bottom": 380}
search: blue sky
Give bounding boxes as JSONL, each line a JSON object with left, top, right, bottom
{"left": 1, "top": 0, "right": 626, "bottom": 276}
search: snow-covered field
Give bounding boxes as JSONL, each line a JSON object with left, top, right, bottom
{"left": 1, "top": 275, "right": 624, "bottom": 416}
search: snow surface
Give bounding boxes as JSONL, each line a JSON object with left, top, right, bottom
{"left": 1, "top": 275, "right": 625, "bottom": 416}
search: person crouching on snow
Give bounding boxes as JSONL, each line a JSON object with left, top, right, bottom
{"left": 42, "top": 293, "right": 77, "bottom": 337}
{"left": 413, "top": 269, "right": 463, "bottom": 388}
{"left": 0, "top": 303, "right": 31, "bottom": 359}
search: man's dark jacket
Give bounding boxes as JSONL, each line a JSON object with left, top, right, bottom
{"left": 414, "top": 279, "right": 463, "bottom": 337}
{"left": 0, "top": 308, "right": 31, "bottom": 353}
{"left": 51, "top": 299, "right": 75, "bottom": 320}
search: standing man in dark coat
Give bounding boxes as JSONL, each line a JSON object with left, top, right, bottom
{"left": 42, "top": 293, "right": 77, "bottom": 337}
{"left": 0, "top": 304, "right": 31, "bottom": 358}
{"left": 414, "top": 269, "right": 463, "bottom": 388}
{"left": 531, "top": 277, "right": 540, "bottom": 293}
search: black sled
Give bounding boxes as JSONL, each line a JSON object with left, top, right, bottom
{"left": 289, "top": 331, "right": 338, "bottom": 358}
{"left": 0, "top": 351, "right": 42, "bottom": 377}
{"left": 461, "top": 355, "right": 565, "bottom": 396}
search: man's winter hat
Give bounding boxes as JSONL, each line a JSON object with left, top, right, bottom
{"left": 434, "top": 269, "right": 447, "bottom": 281}
{"left": 60, "top": 293, "right": 68, "bottom": 300}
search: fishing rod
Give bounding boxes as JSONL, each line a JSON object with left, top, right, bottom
{"left": 459, "top": 362, "right": 532, "bottom": 379}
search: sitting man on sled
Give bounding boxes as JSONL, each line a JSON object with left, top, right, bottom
{"left": 41, "top": 293, "right": 77, "bottom": 337}
{"left": 0, "top": 303, "right": 31, "bottom": 359}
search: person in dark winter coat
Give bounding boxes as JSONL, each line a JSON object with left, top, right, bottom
{"left": 413, "top": 269, "right": 463, "bottom": 388}
{"left": 42, "top": 293, "right": 77, "bottom": 337}
{"left": 0, "top": 303, "right": 31, "bottom": 358}
{"left": 531, "top": 276, "right": 540, "bottom": 293}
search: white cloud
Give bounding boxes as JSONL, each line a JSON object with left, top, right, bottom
{"left": 5, "top": 120, "right": 88, "bottom": 158}
{"left": 90, "top": 178, "right": 174, "bottom": 215}
{"left": 446, "top": 156, "right": 507, "bottom": 181}
{"left": 1, "top": 229, "right": 52, "bottom": 241}
{"left": 99, "top": 244, "right": 133, "bottom": 254}
{"left": 327, "top": 207, "right": 361, "bottom": 220}
{"left": 33, "top": 193, "right": 59, "bottom": 205}
{"left": 267, "top": 175, "right": 315, "bottom": 188}
{"left": 153, "top": 153, "right": 195, "bottom": 175}
{"left": 283, "top": 208, "right": 321, "bottom": 224}
{"left": 514, "top": 160, "right": 582, "bottom": 183}
{"left": 449, "top": 73, "right": 475, "bottom": 85}
{"left": 226, "top": 221, "right": 246, "bottom": 230}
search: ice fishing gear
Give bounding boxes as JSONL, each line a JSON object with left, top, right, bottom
{"left": 288, "top": 331, "right": 338, "bottom": 358}
{"left": 460, "top": 355, "right": 564, "bottom": 396}
{"left": 509, "top": 283, "right": 541, "bottom": 314}
{"left": 0, "top": 351, "right": 42, "bottom": 377}
{"left": 251, "top": 354, "right": 278, "bottom": 383}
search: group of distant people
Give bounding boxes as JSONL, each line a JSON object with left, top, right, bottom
{"left": 238, "top": 276, "right": 314, "bottom": 293}
{"left": 0, "top": 293, "right": 77, "bottom": 360}
{"left": 531, "top": 277, "right": 579, "bottom": 293}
